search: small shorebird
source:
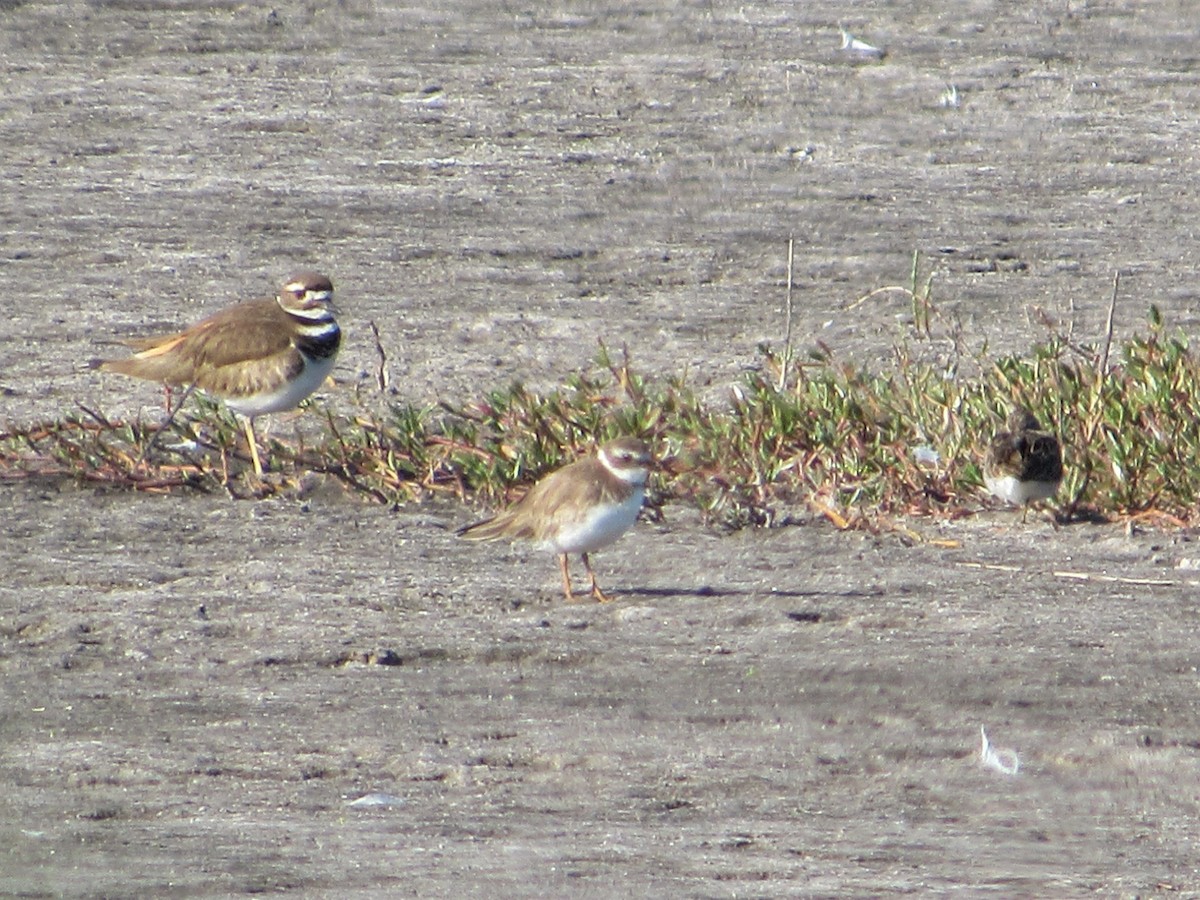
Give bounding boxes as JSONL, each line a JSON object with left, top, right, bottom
{"left": 99, "top": 272, "right": 341, "bottom": 476}
{"left": 457, "top": 437, "right": 653, "bottom": 603}
{"left": 984, "top": 407, "right": 1063, "bottom": 521}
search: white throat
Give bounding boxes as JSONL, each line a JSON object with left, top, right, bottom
{"left": 279, "top": 297, "right": 335, "bottom": 322}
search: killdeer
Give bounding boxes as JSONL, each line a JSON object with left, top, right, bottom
{"left": 984, "top": 406, "right": 1063, "bottom": 521}
{"left": 457, "top": 437, "right": 653, "bottom": 603}
{"left": 99, "top": 272, "right": 341, "bottom": 476}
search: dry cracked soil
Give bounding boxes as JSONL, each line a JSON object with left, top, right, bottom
{"left": 4, "top": 1, "right": 1200, "bottom": 897}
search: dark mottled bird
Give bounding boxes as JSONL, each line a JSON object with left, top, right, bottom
{"left": 984, "top": 407, "right": 1063, "bottom": 520}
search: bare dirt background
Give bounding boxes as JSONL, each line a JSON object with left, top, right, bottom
{"left": 4, "top": 0, "right": 1200, "bottom": 896}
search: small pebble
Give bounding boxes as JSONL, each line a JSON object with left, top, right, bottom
{"left": 348, "top": 793, "right": 405, "bottom": 809}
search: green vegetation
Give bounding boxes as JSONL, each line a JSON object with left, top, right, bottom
{"left": 4, "top": 283, "right": 1199, "bottom": 530}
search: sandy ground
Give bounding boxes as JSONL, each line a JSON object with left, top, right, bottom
{"left": 5, "top": 0, "right": 1200, "bottom": 896}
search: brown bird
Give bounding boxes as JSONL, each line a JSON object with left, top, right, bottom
{"left": 984, "top": 406, "right": 1064, "bottom": 521}
{"left": 457, "top": 437, "right": 653, "bottom": 603}
{"left": 99, "top": 272, "right": 341, "bottom": 475}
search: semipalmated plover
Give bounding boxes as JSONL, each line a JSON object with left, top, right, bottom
{"left": 458, "top": 437, "right": 653, "bottom": 603}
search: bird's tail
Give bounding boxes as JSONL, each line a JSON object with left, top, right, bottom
{"left": 456, "top": 516, "right": 509, "bottom": 541}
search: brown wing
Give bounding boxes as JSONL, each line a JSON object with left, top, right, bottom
{"left": 102, "top": 298, "right": 294, "bottom": 385}
{"left": 457, "top": 456, "right": 619, "bottom": 543}
{"left": 984, "top": 431, "right": 1023, "bottom": 478}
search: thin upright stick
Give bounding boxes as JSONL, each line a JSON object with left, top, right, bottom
{"left": 778, "top": 237, "right": 795, "bottom": 393}
{"left": 1099, "top": 270, "right": 1119, "bottom": 375}
{"left": 369, "top": 319, "right": 390, "bottom": 392}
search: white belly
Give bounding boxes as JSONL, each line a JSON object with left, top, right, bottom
{"left": 224, "top": 355, "right": 336, "bottom": 418}
{"left": 547, "top": 489, "right": 644, "bottom": 555}
{"left": 985, "top": 474, "right": 1059, "bottom": 505}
